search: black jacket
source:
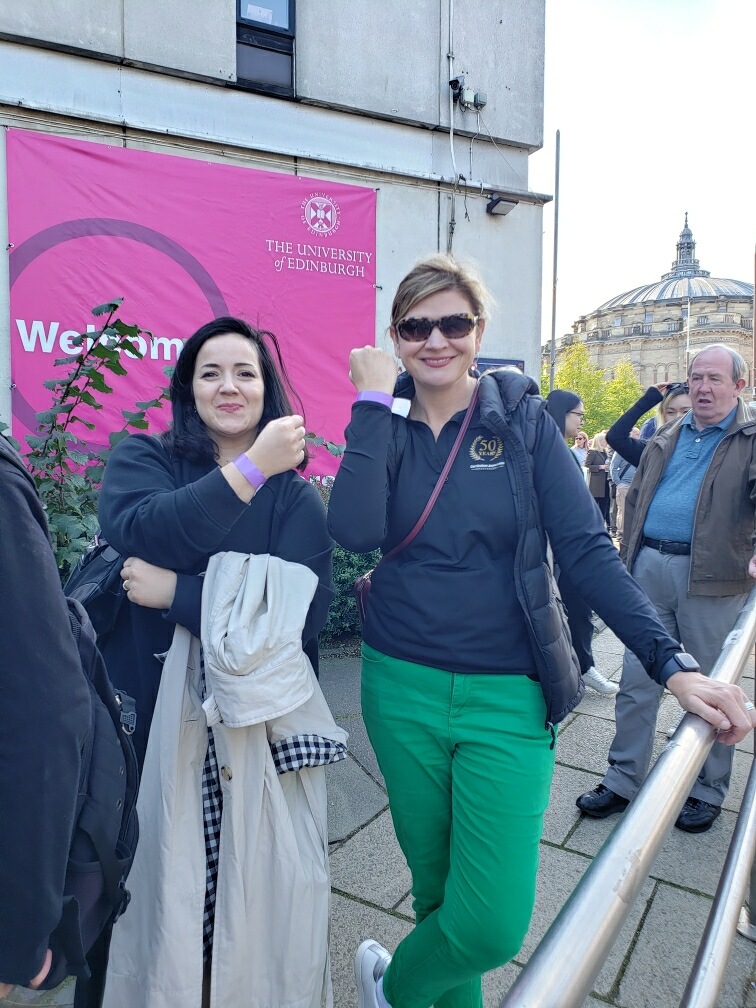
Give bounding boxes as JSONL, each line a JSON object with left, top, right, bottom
{"left": 329, "top": 368, "right": 685, "bottom": 729}
{"left": 0, "top": 436, "right": 89, "bottom": 986}
{"left": 98, "top": 434, "right": 334, "bottom": 768}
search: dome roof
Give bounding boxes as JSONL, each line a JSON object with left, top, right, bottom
{"left": 596, "top": 214, "right": 753, "bottom": 311}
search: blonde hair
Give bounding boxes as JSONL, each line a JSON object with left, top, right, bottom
{"left": 390, "top": 254, "right": 493, "bottom": 329}
{"left": 590, "top": 431, "right": 607, "bottom": 451}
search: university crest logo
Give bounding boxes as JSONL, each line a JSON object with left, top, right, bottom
{"left": 301, "top": 193, "right": 341, "bottom": 236}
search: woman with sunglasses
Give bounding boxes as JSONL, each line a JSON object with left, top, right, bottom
{"left": 607, "top": 382, "right": 692, "bottom": 469}
{"left": 327, "top": 254, "right": 753, "bottom": 1008}
{"left": 570, "top": 428, "right": 589, "bottom": 466}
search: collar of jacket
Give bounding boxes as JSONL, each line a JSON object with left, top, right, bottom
{"left": 393, "top": 366, "right": 539, "bottom": 417}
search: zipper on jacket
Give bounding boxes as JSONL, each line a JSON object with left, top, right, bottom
{"left": 546, "top": 722, "right": 556, "bottom": 749}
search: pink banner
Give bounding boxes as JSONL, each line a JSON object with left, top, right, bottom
{"left": 6, "top": 129, "right": 377, "bottom": 477}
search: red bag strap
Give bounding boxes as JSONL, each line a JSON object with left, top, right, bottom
{"left": 379, "top": 384, "right": 479, "bottom": 566}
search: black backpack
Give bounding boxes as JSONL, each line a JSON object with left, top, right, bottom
{"left": 64, "top": 536, "right": 125, "bottom": 641}
{"left": 40, "top": 598, "right": 139, "bottom": 990}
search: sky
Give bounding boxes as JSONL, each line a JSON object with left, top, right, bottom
{"left": 529, "top": 0, "right": 756, "bottom": 347}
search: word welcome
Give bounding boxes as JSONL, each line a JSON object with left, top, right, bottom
{"left": 15, "top": 320, "right": 186, "bottom": 362}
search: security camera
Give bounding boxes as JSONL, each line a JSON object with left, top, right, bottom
{"left": 449, "top": 76, "right": 465, "bottom": 100}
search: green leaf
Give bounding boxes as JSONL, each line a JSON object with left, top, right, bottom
{"left": 92, "top": 299, "right": 123, "bottom": 316}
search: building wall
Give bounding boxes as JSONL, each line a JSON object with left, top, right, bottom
{"left": 0, "top": 1, "right": 549, "bottom": 424}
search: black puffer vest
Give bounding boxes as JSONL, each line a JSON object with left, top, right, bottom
{"left": 477, "top": 369, "right": 583, "bottom": 731}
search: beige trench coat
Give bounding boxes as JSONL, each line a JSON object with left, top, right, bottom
{"left": 104, "top": 553, "right": 347, "bottom": 1008}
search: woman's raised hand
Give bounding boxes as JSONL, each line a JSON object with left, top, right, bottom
{"left": 248, "top": 415, "right": 306, "bottom": 476}
{"left": 349, "top": 346, "right": 398, "bottom": 394}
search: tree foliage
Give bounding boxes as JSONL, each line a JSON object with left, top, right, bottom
{"left": 1, "top": 302, "right": 168, "bottom": 578}
{"left": 541, "top": 344, "right": 646, "bottom": 437}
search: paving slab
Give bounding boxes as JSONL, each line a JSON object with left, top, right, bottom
{"left": 542, "top": 763, "right": 600, "bottom": 845}
{"left": 617, "top": 884, "right": 756, "bottom": 1008}
{"left": 555, "top": 712, "right": 618, "bottom": 774}
{"left": 326, "top": 754, "right": 388, "bottom": 843}
{"left": 320, "top": 654, "right": 363, "bottom": 716}
{"left": 330, "top": 809, "right": 411, "bottom": 908}
{"left": 340, "top": 716, "right": 384, "bottom": 786}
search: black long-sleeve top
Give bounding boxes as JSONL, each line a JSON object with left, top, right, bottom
{"left": 0, "top": 438, "right": 89, "bottom": 986}
{"left": 98, "top": 434, "right": 334, "bottom": 767}
{"left": 327, "top": 394, "right": 683, "bottom": 683}
{"left": 606, "top": 387, "right": 663, "bottom": 467}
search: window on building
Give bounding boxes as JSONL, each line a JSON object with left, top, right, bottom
{"left": 697, "top": 315, "right": 708, "bottom": 326}
{"left": 602, "top": 328, "right": 611, "bottom": 339}
{"left": 644, "top": 311, "right": 653, "bottom": 323}
{"left": 613, "top": 316, "right": 622, "bottom": 327}
{"left": 236, "top": 0, "right": 295, "bottom": 97}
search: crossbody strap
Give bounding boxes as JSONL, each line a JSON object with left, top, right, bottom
{"left": 379, "top": 384, "right": 479, "bottom": 566}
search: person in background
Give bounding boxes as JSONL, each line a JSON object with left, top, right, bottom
{"left": 585, "top": 431, "right": 611, "bottom": 529}
{"left": 607, "top": 382, "right": 692, "bottom": 469}
{"left": 609, "top": 427, "right": 640, "bottom": 545}
{"left": 571, "top": 429, "right": 589, "bottom": 467}
{"left": 0, "top": 435, "right": 89, "bottom": 1002}
{"left": 546, "top": 390, "right": 618, "bottom": 696}
{"left": 326, "top": 257, "right": 754, "bottom": 1008}
{"left": 578, "top": 345, "right": 756, "bottom": 834}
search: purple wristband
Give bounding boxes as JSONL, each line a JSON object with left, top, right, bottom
{"left": 356, "top": 390, "right": 394, "bottom": 408}
{"left": 232, "top": 454, "right": 267, "bottom": 491}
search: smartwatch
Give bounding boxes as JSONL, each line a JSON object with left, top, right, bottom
{"left": 659, "top": 651, "right": 700, "bottom": 686}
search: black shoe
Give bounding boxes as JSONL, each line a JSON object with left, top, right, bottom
{"left": 674, "top": 797, "right": 721, "bottom": 834}
{"left": 576, "top": 784, "right": 630, "bottom": 818}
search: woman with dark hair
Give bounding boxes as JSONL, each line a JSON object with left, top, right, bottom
{"left": 98, "top": 316, "right": 333, "bottom": 767}
{"left": 95, "top": 316, "right": 335, "bottom": 1006}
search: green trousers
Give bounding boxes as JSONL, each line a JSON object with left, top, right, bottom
{"left": 361, "top": 645, "right": 556, "bottom": 1008}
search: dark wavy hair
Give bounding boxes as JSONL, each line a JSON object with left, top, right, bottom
{"left": 162, "top": 316, "right": 309, "bottom": 469}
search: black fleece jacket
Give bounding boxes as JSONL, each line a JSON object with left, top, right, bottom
{"left": 0, "top": 437, "right": 89, "bottom": 986}
{"left": 98, "top": 434, "right": 334, "bottom": 768}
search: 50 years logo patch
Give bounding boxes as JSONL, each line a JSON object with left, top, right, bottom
{"left": 469, "top": 435, "right": 504, "bottom": 463}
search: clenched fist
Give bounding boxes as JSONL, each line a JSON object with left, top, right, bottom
{"left": 248, "top": 414, "right": 306, "bottom": 477}
{"left": 349, "top": 346, "right": 399, "bottom": 395}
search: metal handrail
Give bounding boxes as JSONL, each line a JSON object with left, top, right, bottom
{"left": 499, "top": 587, "right": 756, "bottom": 1008}
{"left": 680, "top": 749, "right": 756, "bottom": 1006}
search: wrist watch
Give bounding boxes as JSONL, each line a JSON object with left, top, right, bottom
{"left": 660, "top": 651, "right": 700, "bottom": 684}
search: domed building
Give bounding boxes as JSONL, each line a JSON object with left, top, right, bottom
{"left": 551, "top": 216, "right": 754, "bottom": 388}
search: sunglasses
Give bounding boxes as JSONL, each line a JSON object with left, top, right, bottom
{"left": 395, "top": 313, "right": 479, "bottom": 342}
{"left": 666, "top": 382, "right": 689, "bottom": 393}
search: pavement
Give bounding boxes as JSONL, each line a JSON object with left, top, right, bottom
{"left": 321, "top": 625, "right": 756, "bottom": 1008}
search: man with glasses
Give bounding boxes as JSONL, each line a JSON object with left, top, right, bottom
{"left": 577, "top": 344, "right": 756, "bottom": 833}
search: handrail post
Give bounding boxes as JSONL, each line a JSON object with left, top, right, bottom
{"left": 680, "top": 754, "right": 756, "bottom": 1005}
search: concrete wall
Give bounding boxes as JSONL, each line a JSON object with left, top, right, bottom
{"left": 0, "top": 0, "right": 548, "bottom": 425}
{"left": 0, "top": 0, "right": 544, "bottom": 146}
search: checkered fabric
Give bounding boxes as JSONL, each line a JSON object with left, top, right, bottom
{"left": 270, "top": 734, "right": 347, "bottom": 774}
{"left": 199, "top": 651, "right": 222, "bottom": 963}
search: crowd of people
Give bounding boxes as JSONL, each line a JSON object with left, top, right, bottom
{"left": 2, "top": 254, "right": 755, "bottom": 1008}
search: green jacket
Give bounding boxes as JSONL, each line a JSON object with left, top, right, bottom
{"left": 623, "top": 398, "right": 756, "bottom": 596}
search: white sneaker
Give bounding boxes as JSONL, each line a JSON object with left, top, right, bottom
{"left": 355, "top": 940, "right": 392, "bottom": 1008}
{"left": 583, "top": 667, "right": 620, "bottom": 695}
